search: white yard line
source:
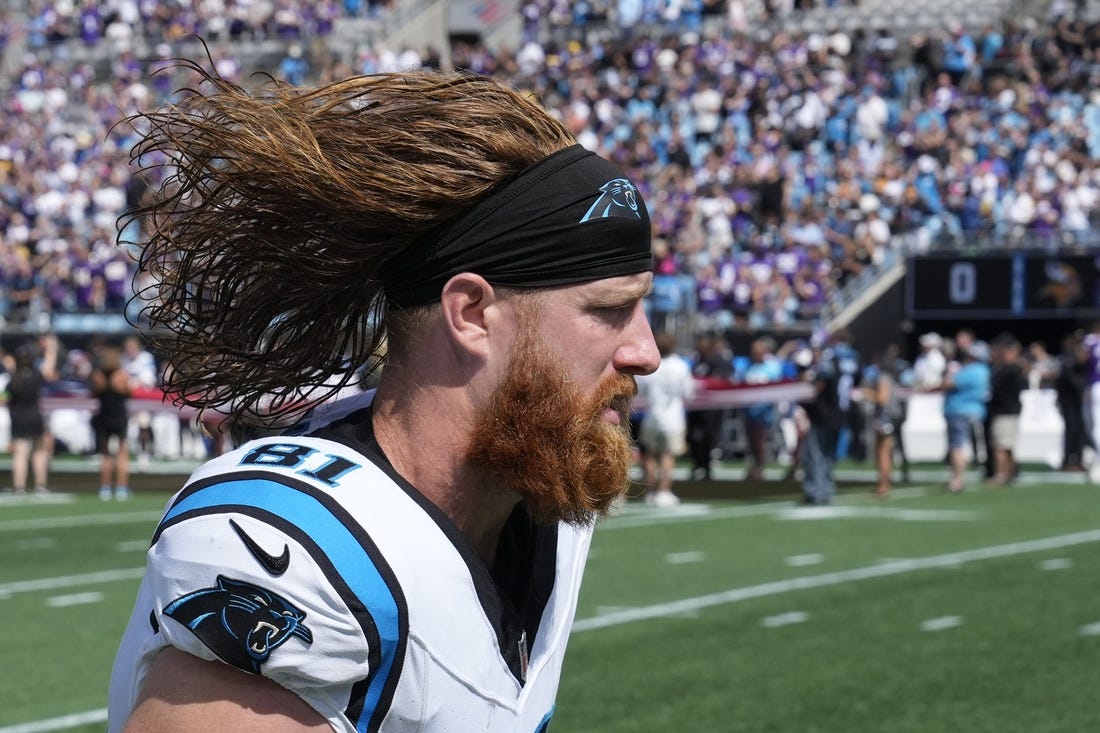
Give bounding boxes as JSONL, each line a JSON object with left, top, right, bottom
{"left": 761, "top": 611, "right": 810, "bottom": 628}
{"left": 0, "top": 709, "right": 107, "bottom": 733}
{"left": 785, "top": 553, "right": 824, "bottom": 567}
{"left": 920, "top": 616, "right": 963, "bottom": 632}
{"left": 115, "top": 540, "right": 151, "bottom": 553}
{"left": 572, "top": 529, "right": 1100, "bottom": 632}
{"left": 665, "top": 551, "right": 707, "bottom": 564}
{"left": 0, "top": 493, "right": 75, "bottom": 506}
{"left": 0, "top": 511, "right": 163, "bottom": 533}
{"left": 776, "top": 506, "right": 979, "bottom": 522}
{"left": 46, "top": 591, "right": 104, "bottom": 608}
{"left": 607, "top": 493, "right": 976, "bottom": 528}
{"left": 603, "top": 500, "right": 814, "bottom": 529}
{"left": 1039, "top": 558, "right": 1073, "bottom": 571}
{"left": 13, "top": 538, "right": 57, "bottom": 550}
{"left": 0, "top": 568, "right": 145, "bottom": 597}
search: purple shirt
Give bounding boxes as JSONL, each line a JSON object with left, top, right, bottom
{"left": 103, "top": 255, "right": 131, "bottom": 306}
{"left": 774, "top": 247, "right": 805, "bottom": 284}
{"left": 746, "top": 251, "right": 775, "bottom": 285}
{"left": 1085, "top": 333, "right": 1100, "bottom": 385}
{"left": 70, "top": 257, "right": 99, "bottom": 310}
{"left": 696, "top": 276, "right": 724, "bottom": 313}
{"left": 80, "top": 7, "right": 101, "bottom": 45}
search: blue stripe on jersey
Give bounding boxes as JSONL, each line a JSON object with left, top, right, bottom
{"left": 161, "top": 478, "right": 399, "bottom": 733}
{"left": 534, "top": 706, "right": 555, "bottom": 732}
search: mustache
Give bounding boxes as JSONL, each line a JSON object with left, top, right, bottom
{"left": 595, "top": 373, "right": 638, "bottom": 421}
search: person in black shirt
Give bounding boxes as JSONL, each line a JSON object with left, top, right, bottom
{"left": 1055, "top": 332, "right": 1092, "bottom": 471}
{"left": 686, "top": 332, "right": 733, "bottom": 479}
{"left": 987, "top": 334, "right": 1027, "bottom": 486}
{"left": 3, "top": 340, "right": 58, "bottom": 494}
{"left": 90, "top": 344, "right": 133, "bottom": 500}
{"left": 799, "top": 330, "right": 862, "bottom": 505}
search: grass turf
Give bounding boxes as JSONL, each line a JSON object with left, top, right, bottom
{"left": 1, "top": 472, "right": 1098, "bottom": 732}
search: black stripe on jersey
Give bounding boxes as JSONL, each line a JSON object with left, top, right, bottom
{"left": 312, "top": 409, "right": 558, "bottom": 685}
{"left": 155, "top": 470, "right": 407, "bottom": 733}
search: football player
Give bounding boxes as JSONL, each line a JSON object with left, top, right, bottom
{"left": 107, "top": 67, "right": 659, "bottom": 733}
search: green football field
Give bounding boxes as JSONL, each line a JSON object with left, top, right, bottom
{"left": 2, "top": 472, "right": 1099, "bottom": 733}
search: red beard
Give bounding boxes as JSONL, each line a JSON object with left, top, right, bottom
{"left": 464, "top": 335, "right": 637, "bottom": 526}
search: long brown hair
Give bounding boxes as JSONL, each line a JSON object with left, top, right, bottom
{"left": 122, "top": 63, "right": 574, "bottom": 436}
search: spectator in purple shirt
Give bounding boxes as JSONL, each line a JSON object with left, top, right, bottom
{"left": 695, "top": 262, "right": 730, "bottom": 330}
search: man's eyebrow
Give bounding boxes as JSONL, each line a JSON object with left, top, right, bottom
{"left": 585, "top": 282, "right": 653, "bottom": 308}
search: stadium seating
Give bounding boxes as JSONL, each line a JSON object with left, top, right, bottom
{"left": 2, "top": 1, "right": 1097, "bottom": 343}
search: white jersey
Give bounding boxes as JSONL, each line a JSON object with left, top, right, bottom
{"left": 912, "top": 349, "right": 946, "bottom": 390}
{"left": 123, "top": 348, "right": 159, "bottom": 389}
{"left": 637, "top": 353, "right": 695, "bottom": 433}
{"left": 108, "top": 391, "right": 592, "bottom": 733}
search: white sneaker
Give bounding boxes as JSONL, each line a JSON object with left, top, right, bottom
{"left": 647, "top": 490, "right": 681, "bottom": 508}
{"left": 115, "top": 486, "right": 132, "bottom": 501}
{"left": 98, "top": 486, "right": 113, "bottom": 501}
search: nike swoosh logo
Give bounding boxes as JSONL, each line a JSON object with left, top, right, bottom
{"left": 230, "top": 519, "right": 290, "bottom": 576}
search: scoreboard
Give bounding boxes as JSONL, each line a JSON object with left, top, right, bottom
{"left": 905, "top": 252, "right": 1100, "bottom": 319}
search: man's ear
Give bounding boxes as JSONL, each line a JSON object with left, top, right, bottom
{"left": 438, "top": 273, "right": 498, "bottom": 359}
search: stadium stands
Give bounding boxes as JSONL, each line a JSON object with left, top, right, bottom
{"left": 2, "top": 0, "right": 1096, "bottom": 348}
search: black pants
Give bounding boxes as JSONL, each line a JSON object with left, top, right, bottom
{"left": 686, "top": 410, "right": 722, "bottom": 478}
{"left": 980, "top": 412, "right": 994, "bottom": 479}
{"left": 1059, "top": 399, "right": 1091, "bottom": 468}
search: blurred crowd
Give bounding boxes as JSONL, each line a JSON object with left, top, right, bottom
{"left": 6, "top": 0, "right": 389, "bottom": 51}
{"left": 0, "top": 1, "right": 1098, "bottom": 336}
{"left": 634, "top": 320, "right": 1097, "bottom": 505}
{"left": 908, "top": 325, "right": 1099, "bottom": 481}
{"left": 507, "top": 2, "right": 1100, "bottom": 331}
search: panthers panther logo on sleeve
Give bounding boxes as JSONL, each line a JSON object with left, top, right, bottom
{"left": 580, "top": 178, "right": 642, "bottom": 222}
{"left": 164, "top": 575, "right": 313, "bottom": 673}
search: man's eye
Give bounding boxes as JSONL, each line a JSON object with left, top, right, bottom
{"left": 592, "top": 304, "right": 635, "bottom": 324}
{"left": 588, "top": 303, "right": 629, "bottom": 315}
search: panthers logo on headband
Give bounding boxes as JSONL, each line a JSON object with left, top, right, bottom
{"left": 580, "top": 178, "right": 642, "bottom": 222}
{"left": 164, "top": 575, "right": 313, "bottom": 673}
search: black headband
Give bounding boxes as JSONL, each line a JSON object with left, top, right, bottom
{"left": 382, "top": 144, "right": 652, "bottom": 308}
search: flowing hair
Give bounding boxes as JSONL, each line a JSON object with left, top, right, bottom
{"left": 121, "top": 62, "right": 574, "bottom": 437}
